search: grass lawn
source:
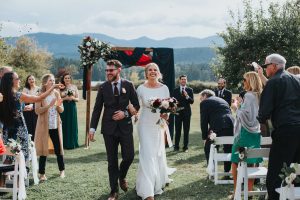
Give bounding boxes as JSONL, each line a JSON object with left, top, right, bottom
{"left": 3, "top": 91, "right": 236, "bottom": 200}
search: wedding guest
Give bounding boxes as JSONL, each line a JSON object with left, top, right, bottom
{"left": 287, "top": 65, "right": 300, "bottom": 75}
{"left": 22, "top": 75, "right": 40, "bottom": 141}
{"left": 135, "top": 63, "right": 176, "bottom": 200}
{"left": 35, "top": 74, "right": 65, "bottom": 181}
{"left": 172, "top": 75, "right": 194, "bottom": 152}
{"left": 60, "top": 73, "right": 79, "bottom": 149}
{"left": 215, "top": 78, "right": 232, "bottom": 106}
{"left": 0, "top": 72, "right": 60, "bottom": 162}
{"left": 230, "top": 72, "right": 263, "bottom": 198}
{"left": 89, "top": 60, "right": 140, "bottom": 200}
{"left": 258, "top": 54, "right": 300, "bottom": 200}
{"left": 0, "top": 66, "right": 13, "bottom": 134}
{"left": 200, "top": 89, "right": 234, "bottom": 176}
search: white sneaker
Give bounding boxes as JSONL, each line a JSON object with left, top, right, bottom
{"left": 59, "top": 171, "right": 65, "bottom": 178}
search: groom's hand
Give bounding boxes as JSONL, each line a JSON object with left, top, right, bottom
{"left": 112, "top": 110, "right": 125, "bottom": 121}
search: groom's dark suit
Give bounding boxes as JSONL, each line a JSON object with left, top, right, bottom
{"left": 90, "top": 79, "right": 139, "bottom": 193}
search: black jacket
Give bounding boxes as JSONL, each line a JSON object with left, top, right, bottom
{"left": 200, "top": 96, "right": 234, "bottom": 140}
{"left": 215, "top": 88, "right": 232, "bottom": 106}
{"left": 172, "top": 86, "right": 194, "bottom": 115}
{"left": 258, "top": 69, "right": 300, "bottom": 129}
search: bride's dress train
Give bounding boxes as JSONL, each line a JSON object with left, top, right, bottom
{"left": 135, "top": 84, "right": 176, "bottom": 199}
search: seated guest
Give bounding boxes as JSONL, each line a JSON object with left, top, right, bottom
{"left": 230, "top": 72, "right": 263, "bottom": 198}
{"left": 35, "top": 74, "right": 65, "bottom": 181}
{"left": 200, "top": 89, "right": 234, "bottom": 176}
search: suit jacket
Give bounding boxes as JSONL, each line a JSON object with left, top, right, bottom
{"left": 172, "top": 86, "right": 194, "bottom": 115}
{"left": 200, "top": 96, "right": 234, "bottom": 140}
{"left": 90, "top": 79, "right": 140, "bottom": 135}
{"left": 215, "top": 88, "right": 232, "bottom": 106}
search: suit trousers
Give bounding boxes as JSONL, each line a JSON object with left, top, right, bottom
{"left": 266, "top": 125, "right": 300, "bottom": 200}
{"left": 103, "top": 127, "right": 134, "bottom": 193}
{"left": 39, "top": 129, "right": 65, "bottom": 174}
{"left": 174, "top": 113, "right": 191, "bottom": 150}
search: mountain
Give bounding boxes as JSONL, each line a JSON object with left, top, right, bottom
{"left": 5, "top": 32, "right": 222, "bottom": 62}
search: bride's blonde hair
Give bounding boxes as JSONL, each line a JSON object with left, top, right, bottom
{"left": 144, "top": 63, "right": 162, "bottom": 80}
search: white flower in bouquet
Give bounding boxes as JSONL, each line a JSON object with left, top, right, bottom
{"left": 161, "top": 100, "right": 169, "bottom": 109}
{"left": 86, "top": 41, "right": 91, "bottom": 46}
{"left": 285, "top": 176, "right": 292, "bottom": 185}
{"left": 289, "top": 173, "right": 297, "bottom": 181}
{"left": 89, "top": 47, "right": 95, "bottom": 52}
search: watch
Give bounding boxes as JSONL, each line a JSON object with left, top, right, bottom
{"left": 124, "top": 110, "right": 129, "bottom": 118}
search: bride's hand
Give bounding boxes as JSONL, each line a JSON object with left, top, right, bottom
{"left": 112, "top": 110, "right": 125, "bottom": 121}
{"left": 160, "top": 113, "right": 169, "bottom": 120}
{"left": 128, "top": 104, "right": 137, "bottom": 115}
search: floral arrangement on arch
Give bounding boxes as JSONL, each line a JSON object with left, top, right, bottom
{"left": 279, "top": 162, "right": 300, "bottom": 187}
{"left": 78, "top": 36, "right": 116, "bottom": 68}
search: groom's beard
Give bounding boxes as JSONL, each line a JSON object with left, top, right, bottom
{"left": 107, "top": 74, "right": 118, "bottom": 82}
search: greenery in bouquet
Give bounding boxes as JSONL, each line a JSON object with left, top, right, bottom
{"left": 279, "top": 162, "right": 300, "bottom": 187}
{"left": 7, "top": 138, "right": 22, "bottom": 155}
{"left": 78, "top": 36, "right": 116, "bottom": 68}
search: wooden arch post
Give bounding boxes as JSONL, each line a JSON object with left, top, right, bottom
{"left": 85, "top": 64, "right": 92, "bottom": 148}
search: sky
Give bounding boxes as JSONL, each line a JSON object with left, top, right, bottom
{"left": 0, "top": 0, "right": 285, "bottom": 40}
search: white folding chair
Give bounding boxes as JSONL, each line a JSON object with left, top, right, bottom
{"left": 207, "top": 136, "right": 234, "bottom": 185}
{"left": 235, "top": 148, "right": 270, "bottom": 200}
{"left": 275, "top": 164, "right": 300, "bottom": 200}
{"left": 0, "top": 151, "right": 27, "bottom": 200}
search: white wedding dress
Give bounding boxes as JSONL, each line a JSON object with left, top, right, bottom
{"left": 136, "top": 84, "right": 176, "bottom": 199}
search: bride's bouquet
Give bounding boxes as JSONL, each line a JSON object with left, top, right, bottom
{"left": 148, "top": 97, "right": 181, "bottom": 126}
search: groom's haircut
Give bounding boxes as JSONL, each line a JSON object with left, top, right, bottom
{"left": 106, "top": 60, "right": 122, "bottom": 69}
{"left": 199, "top": 89, "right": 215, "bottom": 98}
{"left": 179, "top": 75, "right": 187, "bottom": 80}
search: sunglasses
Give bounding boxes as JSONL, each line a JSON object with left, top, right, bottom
{"left": 105, "top": 69, "right": 117, "bottom": 73}
{"left": 261, "top": 63, "right": 275, "bottom": 68}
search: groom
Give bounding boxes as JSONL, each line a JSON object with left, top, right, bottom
{"left": 89, "top": 59, "right": 140, "bottom": 200}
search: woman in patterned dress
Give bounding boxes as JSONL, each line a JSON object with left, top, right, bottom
{"left": 0, "top": 72, "right": 61, "bottom": 162}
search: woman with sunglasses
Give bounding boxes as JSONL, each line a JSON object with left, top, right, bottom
{"left": 0, "top": 72, "right": 61, "bottom": 162}
{"left": 229, "top": 71, "right": 263, "bottom": 199}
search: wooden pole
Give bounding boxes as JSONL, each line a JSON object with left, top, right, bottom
{"left": 85, "top": 65, "right": 92, "bottom": 148}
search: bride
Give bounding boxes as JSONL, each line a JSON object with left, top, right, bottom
{"left": 134, "top": 63, "right": 176, "bottom": 200}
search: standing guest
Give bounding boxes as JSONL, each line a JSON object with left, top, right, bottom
{"left": 230, "top": 72, "right": 263, "bottom": 198}
{"left": 286, "top": 65, "right": 300, "bottom": 76}
{"left": 89, "top": 60, "right": 140, "bottom": 200}
{"left": 0, "top": 72, "right": 60, "bottom": 162}
{"left": 22, "top": 75, "right": 40, "bottom": 141}
{"left": 200, "top": 89, "right": 234, "bottom": 175}
{"left": 172, "top": 75, "right": 194, "bottom": 152}
{"left": 257, "top": 54, "right": 300, "bottom": 200}
{"left": 0, "top": 66, "right": 13, "bottom": 133}
{"left": 35, "top": 74, "right": 65, "bottom": 181}
{"left": 60, "top": 73, "right": 79, "bottom": 149}
{"left": 215, "top": 78, "right": 232, "bottom": 106}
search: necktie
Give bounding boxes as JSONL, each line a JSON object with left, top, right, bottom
{"left": 113, "top": 82, "right": 119, "bottom": 96}
{"left": 182, "top": 87, "right": 185, "bottom": 96}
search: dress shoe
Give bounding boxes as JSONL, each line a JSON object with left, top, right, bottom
{"left": 119, "top": 179, "right": 128, "bottom": 192}
{"left": 108, "top": 192, "right": 118, "bottom": 200}
{"left": 173, "top": 147, "right": 179, "bottom": 152}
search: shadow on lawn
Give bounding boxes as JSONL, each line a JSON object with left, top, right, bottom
{"left": 47, "top": 152, "right": 107, "bottom": 164}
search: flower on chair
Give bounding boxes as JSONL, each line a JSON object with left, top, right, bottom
{"left": 279, "top": 163, "right": 300, "bottom": 187}
{"left": 236, "top": 146, "right": 247, "bottom": 162}
{"left": 7, "top": 138, "right": 22, "bottom": 155}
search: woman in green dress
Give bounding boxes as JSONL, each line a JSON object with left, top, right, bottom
{"left": 60, "top": 73, "right": 79, "bottom": 149}
{"left": 230, "top": 71, "right": 263, "bottom": 196}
